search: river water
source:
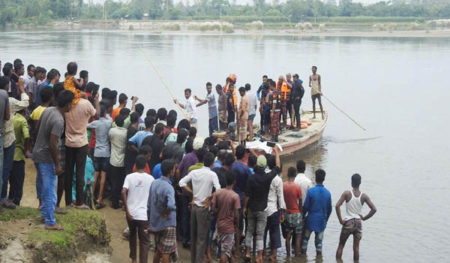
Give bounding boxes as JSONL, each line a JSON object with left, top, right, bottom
{"left": 1, "top": 31, "right": 450, "bottom": 262}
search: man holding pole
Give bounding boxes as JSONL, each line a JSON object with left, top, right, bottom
{"left": 309, "top": 66, "right": 324, "bottom": 120}
{"left": 174, "top": 88, "right": 198, "bottom": 127}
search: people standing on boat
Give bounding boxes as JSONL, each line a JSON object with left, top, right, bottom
{"left": 286, "top": 73, "right": 294, "bottom": 129}
{"left": 309, "top": 66, "right": 324, "bottom": 120}
{"left": 173, "top": 88, "right": 198, "bottom": 127}
{"left": 245, "top": 84, "right": 257, "bottom": 142}
{"left": 301, "top": 169, "right": 332, "bottom": 256}
{"left": 262, "top": 82, "right": 271, "bottom": 138}
{"left": 257, "top": 75, "right": 268, "bottom": 134}
{"left": 291, "top": 74, "right": 305, "bottom": 131}
{"left": 335, "top": 174, "right": 377, "bottom": 261}
{"left": 277, "top": 76, "right": 290, "bottom": 130}
{"left": 224, "top": 74, "right": 237, "bottom": 111}
{"left": 216, "top": 84, "right": 228, "bottom": 131}
{"left": 269, "top": 79, "right": 281, "bottom": 142}
{"left": 238, "top": 87, "right": 249, "bottom": 146}
{"left": 194, "top": 82, "right": 218, "bottom": 137}
{"left": 226, "top": 84, "right": 236, "bottom": 125}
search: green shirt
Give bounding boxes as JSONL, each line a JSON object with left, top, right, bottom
{"left": 13, "top": 113, "right": 30, "bottom": 161}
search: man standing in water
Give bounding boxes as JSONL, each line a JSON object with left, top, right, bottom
{"left": 301, "top": 169, "right": 332, "bottom": 256}
{"left": 335, "top": 174, "right": 377, "bottom": 261}
{"left": 309, "top": 66, "right": 324, "bottom": 120}
{"left": 174, "top": 88, "right": 198, "bottom": 127}
{"left": 195, "top": 82, "right": 218, "bottom": 137}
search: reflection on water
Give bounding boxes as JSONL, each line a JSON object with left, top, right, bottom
{"left": 281, "top": 139, "right": 328, "bottom": 180}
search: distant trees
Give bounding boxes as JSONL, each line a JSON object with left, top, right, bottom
{"left": 1, "top": 0, "right": 450, "bottom": 25}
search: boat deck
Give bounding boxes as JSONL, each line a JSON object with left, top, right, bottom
{"left": 245, "top": 110, "right": 328, "bottom": 155}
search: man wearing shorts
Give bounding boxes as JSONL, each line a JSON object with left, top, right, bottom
{"left": 283, "top": 167, "right": 303, "bottom": 256}
{"left": 148, "top": 159, "right": 178, "bottom": 263}
{"left": 335, "top": 174, "right": 377, "bottom": 261}
{"left": 309, "top": 66, "right": 324, "bottom": 120}
{"left": 212, "top": 171, "right": 240, "bottom": 263}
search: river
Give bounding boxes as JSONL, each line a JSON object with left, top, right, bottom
{"left": 1, "top": 31, "right": 450, "bottom": 262}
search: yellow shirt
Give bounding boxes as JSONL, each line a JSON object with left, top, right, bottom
{"left": 30, "top": 106, "right": 47, "bottom": 121}
{"left": 64, "top": 76, "right": 81, "bottom": 105}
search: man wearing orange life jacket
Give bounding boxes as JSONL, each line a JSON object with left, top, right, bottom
{"left": 223, "top": 74, "right": 238, "bottom": 108}
{"left": 277, "top": 76, "right": 290, "bottom": 130}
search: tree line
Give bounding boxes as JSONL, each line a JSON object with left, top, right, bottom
{"left": 1, "top": 0, "right": 450, "bottom": 25}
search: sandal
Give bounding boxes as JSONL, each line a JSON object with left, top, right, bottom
{"left": 45, "top": 224, "right": 64, "bottom": 231}
{"left": 95, "top": 203, "right": 106, "bottom": 210}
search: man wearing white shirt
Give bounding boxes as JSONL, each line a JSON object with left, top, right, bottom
{"left": 264, "top": 154, "right": 286, "bottom": 261}
{"left": 122, "top": 155, "right": 154, "bottom": 263}
{"left": 179, "top": 152, "right": 221, "bottom": 263}
{"left": 294, "top": 160, "right": 313, "bottom": 205}
{"left": 174, "top": 88, "right": 198, "bottom": 127}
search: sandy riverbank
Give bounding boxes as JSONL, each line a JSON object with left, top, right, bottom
{"left": 4, "top": 19, "right": 450, "bottom": 38}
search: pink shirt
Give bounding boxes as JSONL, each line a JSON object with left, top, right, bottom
{"left": 65, "top": 98, "right": 96, "bottom": 148}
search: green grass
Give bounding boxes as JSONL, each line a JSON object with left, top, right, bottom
{"left": 0, "top": 207, "right": 110, "bottom": 262}
{"left": 0, "top": 206, "right": 41, "bottom": 222}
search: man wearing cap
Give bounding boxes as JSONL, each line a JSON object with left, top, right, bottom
{"left": 243, "top": 147, "right": 280, "bottom": 263}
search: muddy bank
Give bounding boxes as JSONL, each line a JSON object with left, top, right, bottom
{"left": 17, "top": 160, "right": 192, "bottom": 263}
{"left": 0, "top": 206, "right": 111, "bottom": 263}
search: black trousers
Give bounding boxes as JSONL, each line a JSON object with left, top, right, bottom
{"left": 9, "top": 160, "right": 25, "bottom": 205}
{"left": 110, "top": 165, "right": 125, "bottom": 207}
{"left": 293, "top": 100, "right": 301, "bottom": 128}
{"left": 64, "top": 145, "right": 88, "bottom": 206}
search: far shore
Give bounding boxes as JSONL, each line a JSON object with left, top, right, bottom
{"left": 2, "top": 19, "right": 450, "bottom": 38}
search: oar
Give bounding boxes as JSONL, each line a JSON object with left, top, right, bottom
{"left": 322, "top": 93, "right": 367, "bottom": 131}
{"left": 139, "top": 46, "right": 189, "bottom": 119}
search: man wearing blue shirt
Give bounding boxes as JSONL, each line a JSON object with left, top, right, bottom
{"left": 128, "top": 117, "right": 153, "bottom": 150}
{"left": 301, "top": 169, "right": 332, "bottom": 256}
{"left": 147, "top": 159, "right": 178, "bottom": 263}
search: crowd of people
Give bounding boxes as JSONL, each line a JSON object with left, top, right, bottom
{"left": 0, "top": 59, "right": 377, "bottom": 263}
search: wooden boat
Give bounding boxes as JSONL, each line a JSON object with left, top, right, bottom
{"left": 240, "top": 110, "right": 328, "bottom": 156}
